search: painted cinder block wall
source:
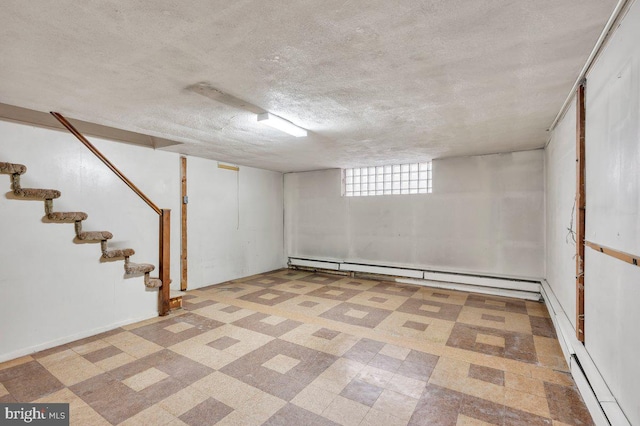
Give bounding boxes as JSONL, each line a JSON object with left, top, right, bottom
{"left": 0, "top": 120, "right": 285, "bottom": 362}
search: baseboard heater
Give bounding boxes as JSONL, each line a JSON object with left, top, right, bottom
{"left": 540, "top": 280, "right": 630, "bottom": 426}
{"left": 288, "top": 257, "right": 542, "bottom": 301}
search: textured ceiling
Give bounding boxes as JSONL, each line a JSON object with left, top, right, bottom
{"left": 0, "top": 1, "right": 616, "bottom": 172}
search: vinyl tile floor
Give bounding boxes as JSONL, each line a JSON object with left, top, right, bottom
{"left": 0, "top": 269, "right": 594, "bottom": 425}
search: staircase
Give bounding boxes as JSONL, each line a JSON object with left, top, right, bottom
{"left": 1, "top": 161, "right": 163, "bottom": 289}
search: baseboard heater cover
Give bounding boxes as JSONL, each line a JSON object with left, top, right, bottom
{"left": 397, "top": 278, "right": 541, "bottom": 301}
{"left": 340, "top": 262, "right": 423, "bottom": 279}
{"left": 289, "top": 257, "right": 541, "bottom": 296}
{"left": 289, "top": 258, "right": 340, "bottom": 271}
{"left": 540, "top": 280, "right": 631, "bottom": 426}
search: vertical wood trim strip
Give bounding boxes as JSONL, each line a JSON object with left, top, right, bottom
{"left": 181, "top": 157, "right": 188, "bottom": 291}
{"left": 576, "top": 81, "right": 586, "bottom": 342}
{"left": 159, "top": 209, "right": 171, "bottom": 316}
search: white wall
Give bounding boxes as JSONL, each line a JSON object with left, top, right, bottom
{"left": 545, "top": 101, "right": 578, "bottom": 329}
{"left": 285, "top": 150, "right": 544, "bottom": 279}
{"left": 187, "top": 157, "right": 284, "bottom": 288}
{"left": 545, "top": 2, "right": 640, "bottom": 423}
{"left": 0, "top": 119, "right": 284, "bottom": 361}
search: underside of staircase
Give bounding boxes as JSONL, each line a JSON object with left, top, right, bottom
{"left": 1, "top": 161, "right": 179, "bottom": 304}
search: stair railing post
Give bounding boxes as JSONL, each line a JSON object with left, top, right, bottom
{"left": 159, "top": 209, "right": 171, "bottom": 316}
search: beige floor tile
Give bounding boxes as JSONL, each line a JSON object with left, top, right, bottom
{"left": 347, "top": 292, "right": 408, "bottom": 311}
{"left": 429, "top": 356, "right": 470, "bottom": 389}
{"left": 379, "top": 344, "right": 411, "bottom": 360}
{"left": 505, "top": 387, "right": 551, "bottom": 418}
{"left": 37, "top": 349, "right": 79, "bottom": 368}
{"left": 238, "top": 391, "right": 287, "bottom": 422}
{"left": 94, "top": 352, "right": 137, "bottom": 371}
{"left": 159, "top": 385, "right": 209, "bottom": 417}
{"left": 44, "top": 354, "right": 104, "bottom": 386}
{"left": 375, "top": 311, "right": 455, "bottom": 344}
{"left": 456, "top": 414, "right": 496, "bottom": 425}
{"left": 169, "top": 340, "right": 238, "bottom": 369}
{"left": 457, "top": 306, "right": 533, "bottom": 334}
{"left": 278, "top": 323, "right": 359, "bottom": 357}
{"left": 475, "top": 333, "right": 505, "bottom": 348}
{"left": 262, "top": 354, "right": 300, "bottom": 374}
{"left": 0, "top": 383, "right": 8, "bottom": 397}
{"left": 104, "top": 331, "right": 163, "bottom": 358}
{"left": 357, "top": 365, "right": 395, "bottom": 388}
{"left": 122, "top": 367, "right": 169, "bottom": 391}
{"left": 463, "top": 378, "right": 505, "bottom": 405}
{"left": 0, "top": 355, "right": 33, "bottom": 371}
{"left": 164, "top": 418, "right": 189, "bottom": 426}
{"left": 70, "top": 404, "right": 111, "bottom": 426}
{"left": 34, "top": 388, "right": 80, "bottom": 405}
{"left": 313, "top": 357, "right": 366, "bottom": 392}
{"left": 310, "top": 374, "right": 348, "bottom": 394}
{"left": 530, "top": 366, "right": 574, "bottom": 387}
{"left": 216, "top": 410, "right": 262, "bottom": 426}
{"left": 123, "top": 313, "right": 184, "bottom": 330}
{"left": 504, "top": 371, "right": 546, "bottom": 397}
{"left": 361, "top": 408, "right": 408, "bottom": 426}
{"left": 386, "top": 373, "right": 427, "bottom": 399}
{"left": 118, "top": 404, "right": 176, "bottom": 426}
{"left": 70, "top": 339, "right": 110, "bottom": 355}
{"left": 163, "top": 322, "right": 195, "bottom": 334}
{"left": 526, "top": 302, "right": 551, "bottom": 318}
{"left": 290, "top": 384, "right": 338, "bottom": 415}
{"left": 411, "top": 288, "right": 468, "bottom": 305}
{"left": 371, "top": 389, "right": 418, "bottom": 420}
{"left": 322, "top": 395, "right": 370, "bottom": 426}
{"left": 194, "top": 303, "right": 253, "bottom": 323}
{"left": 192, "top": 372, "right": 260, "bottom": 409}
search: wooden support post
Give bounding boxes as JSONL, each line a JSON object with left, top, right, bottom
{"left": 159, "top": 209, "right": 171, "bottom": 316}
{"left": 181, "top": 157, "right": 188, "bottom": 291}
{"left": 576, "top": 81, "right": 586, "bottom": 342}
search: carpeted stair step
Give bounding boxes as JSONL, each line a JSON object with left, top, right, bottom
{"left": 102, "top": 248, "right": 135, "bottom": 259}
{"left": 47, "top": 211, "right": 88, "bottom": 222}
{"left": 125, "top": 262, "right": 155, "bottom": 275}
{"left": 77, "top": 231, "right": 113, "bottom": 241}
{"left": 145, "top": 275, "right": 162, "bottom": 288}
{"left": 74, "top": 221, "right": 112, "bottom": 241}
{"left": 14, "top": 188, "right": 61, "bottom": 199}
{"left": 0, "top": 162, "right": 27, "bottom": 175}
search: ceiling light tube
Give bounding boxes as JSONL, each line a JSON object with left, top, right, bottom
{"left": 257, "top": 113, "right": 307, "bottom": 137}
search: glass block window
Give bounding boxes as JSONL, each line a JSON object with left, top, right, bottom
{"left": 344, "top": 162, "right": 432, "bottom": 197}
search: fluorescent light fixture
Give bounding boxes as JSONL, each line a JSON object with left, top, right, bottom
{"left": 257, "top": 113, "right": 307, "bottom": 137}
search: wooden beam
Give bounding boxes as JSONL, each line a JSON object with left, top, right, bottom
{"left": 159, "top": 209, "right": 171, "bottom": 316}
{"left": 586, "top": 241, "right": 640, "bottom": 268}
{"left": 576, "top": 81, "right": 586, "bottom": 343}
{"left": 181, "top": 157, "right": 188, "bottom": 291}
{"left": 218, "top": 163, "right": 239, "bottom": 172}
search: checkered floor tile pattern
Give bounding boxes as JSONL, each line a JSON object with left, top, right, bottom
{"left": 0, "top": 269, "right": 594, "bottom": 425}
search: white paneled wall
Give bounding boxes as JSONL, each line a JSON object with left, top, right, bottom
{"left": 285, "top": 150, "right": 544, "bottom": 279}
{"left": 0, "top": 120, "right": 284, "bottom": 361}
{"left": 545, "top": 2, "right": 640, "bottom": 423}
